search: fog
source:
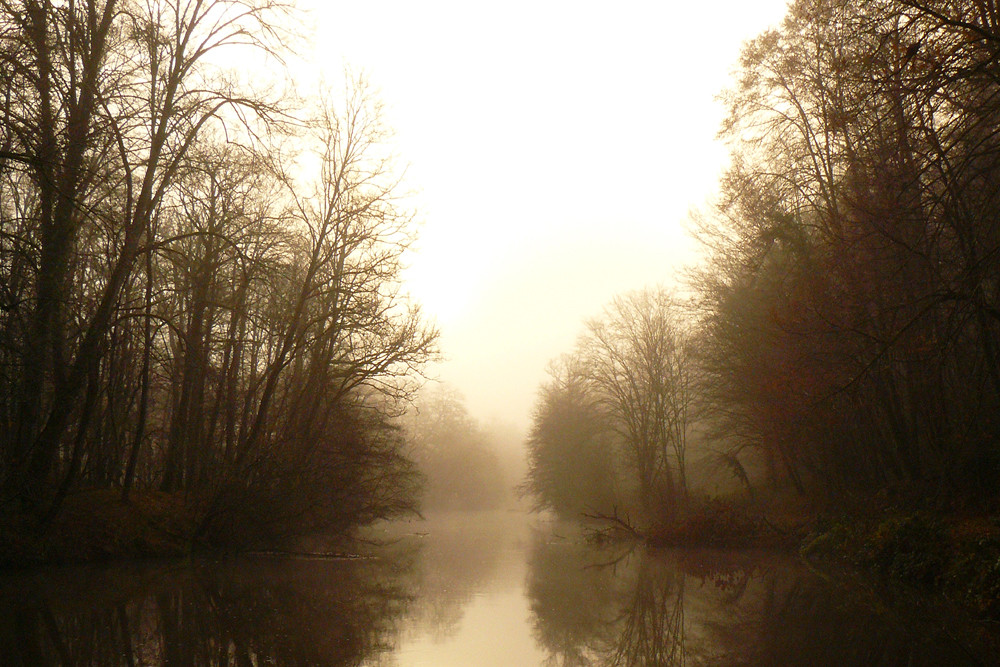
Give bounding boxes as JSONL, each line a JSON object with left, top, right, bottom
{"left": 5, "top": 1, "right": 1000, "bottom": 661}
{"left": 303, "top": 0, "right": 791, "bottom": 433}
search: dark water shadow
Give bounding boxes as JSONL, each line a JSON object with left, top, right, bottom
{"left": 4, "top": 515, "right": 1000, "bottom": 666}
{"left": 526, "top": 536, "right": 1000, "bottom": 667}
{"left": 0, "top": 552, "right": 416, "bottom": 666}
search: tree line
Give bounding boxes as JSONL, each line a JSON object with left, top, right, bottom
{"left": 698, "top": 0, "right": 1000, "bottom": 503}
{"left": 525, "top": 0, "right": 1000, "bottom": 521}
{"left": 0, "top": 0, "right": 436, "bottom": 547}
{"left": 521, "top": 287, "right": 693, "bottom": 523}
{"left": 403, "top": 383, "right": 513, "bottom": 512}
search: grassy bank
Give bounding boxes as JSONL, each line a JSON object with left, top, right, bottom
{"left": 646, "top": 495, "right": 811, "bottom": 550}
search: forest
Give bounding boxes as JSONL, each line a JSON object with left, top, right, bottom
{"left": 6, "top": 1, "right": 1000, "bottom": 663}
{"left": 522, "top": 0, "right": 1000, "bottom": 592}
{"left": 0, "top": 0, "right": 440, "bottom": 557}
{"left": 5, "top": 0, "right": 1000, "bottom": 591}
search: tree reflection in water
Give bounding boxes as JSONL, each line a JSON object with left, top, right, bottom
{"left": 0, "top": 553, "right": 416, "bottom": 666}
{"left": 3, "top": 523, "right": 999, "bottom": 666}
{"left": 526, "top": 539, "right": 691, "bottom": 667}
{"left": 526, "top": 535, "right": 998, "bottom": 667}
{"left": 606, "top": 557, "right": 685, "bottom": 666}
{"left": 395, "top": 511, "right": 509, "bottom": 640}
{"left": 525, "top": 535, "right": 620, "bottom": 665}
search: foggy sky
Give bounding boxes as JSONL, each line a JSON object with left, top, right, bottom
{"left": 303, "top": 0, "right": 790, "bottom": 435}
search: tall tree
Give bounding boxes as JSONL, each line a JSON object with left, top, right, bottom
{"left": 405, "top": 384, "right": 508, "bottom": 511}
{"left": 695, "top": 0, "right": 1000, "bottom": 501}
{"left": 582, "top": 288, "right": 692, "bottom": 516}
{"left": 523, "top": 287, "right": 693, "bottom": 520}
{"left": 0, "top": 0, "right": 292, "bottom": 506}
{"left": 521, "top": 357, "right": 620, "bottom": 517}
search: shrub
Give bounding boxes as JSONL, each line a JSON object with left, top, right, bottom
{"left": 860, "top": 514, "right": 948, "bottom": 587}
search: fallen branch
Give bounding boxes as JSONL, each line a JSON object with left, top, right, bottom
{"left": 581, "top": 505, "right": 642, "bottom": 543}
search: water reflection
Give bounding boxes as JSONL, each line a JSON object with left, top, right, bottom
{"left": 525, "top": 536, "right": 617, "bottom": 665}
{"left": 526, "top": 539, "right": 997, "bottom": 666}
{"left": 376, "top": 511, "right": 549, "bottom": 665}
{"left": 1, "top": 514, "right": 996, "bottom": 666}
{"left": 0, "top": 554, "right": 414, "bottom": 666}
{"left": 393, "top": 512, "right": 509, "bottom": 639}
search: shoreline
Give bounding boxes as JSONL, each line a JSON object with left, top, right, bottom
{"left": 4, "top": 492, "right": 1000, "bottom": 625}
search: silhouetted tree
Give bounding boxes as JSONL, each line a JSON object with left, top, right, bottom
{"left": 694, "top": 0, "right": 1000, "bottom": 502}
{"left": 581, "top": 288, "right": 693, "bottom": 516}
{"left": 0, "top": 2, "right": 436, "bottom": 549}
{"left": 0, "top": 0, "right": 292, "bottom": 508}
{"left": 523, "top": 287, "right": 694, "bottom": 521}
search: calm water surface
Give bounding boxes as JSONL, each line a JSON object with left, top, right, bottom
{"left": 1, "top": 510, "right": 997, "bottom": 665}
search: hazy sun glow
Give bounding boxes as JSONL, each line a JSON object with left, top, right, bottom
{"left": 302, "top": 0, "right": 790, "bottom": 431}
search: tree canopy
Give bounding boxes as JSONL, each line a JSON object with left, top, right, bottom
{"left": 0, "top": 0, "right": 436, "bottom": 548}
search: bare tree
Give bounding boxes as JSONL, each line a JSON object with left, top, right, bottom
{"left": 404, "top": 383, "right": 508, "bottom": 511}
{"left": 521, "top": 357, "right": 621, "bottom": 517}
{"left": 695, "top": 0, "right": 1000, "bottom": 501}
{"left": 582, "top": 288, "right": 693, "bottom": 517}
{"left": 232, "top": 78, "right": 437, "bottom": 475}
{"left": 0, "top": 0, "right": 293, "bottom": 507}
{"left": 523, "top": 288, "right": 694, "bottom": 522}
{"left": 0, "top": 1, "right": 437, "bottom": 552}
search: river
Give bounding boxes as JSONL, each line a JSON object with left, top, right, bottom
{"left": 1, "top": 510, "right": 996, "bottom": 665}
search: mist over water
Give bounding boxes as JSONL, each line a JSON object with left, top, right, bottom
{"left": 2, "top": 511, "right": 994, "bottom": 666}
{"left": 4, "top": 1, "right": 1000, "bottom": 662}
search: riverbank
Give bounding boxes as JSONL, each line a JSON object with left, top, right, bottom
{"left": 645, "top": 495, "right": 811, "bottom": 550}
{"left": 14, "top": 511, "right": 993, "bottom": 666}
{"left": 0, "top": 490, "right": 198, "bottom": 567}
{"left": 801, "top": 510, "right": 1000, "bottom": 618}
{"left": 5, "top": 489, "right": 1000, "bottom": 626}
{"left": 640, "top": 493, "right": 1000, "bottom": 620}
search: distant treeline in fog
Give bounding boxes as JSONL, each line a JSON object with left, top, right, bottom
{"left": 524, "top": 0, "right": 1000, "bottom": 522}
{"left": 404, "top": 384, "right": 523, "bottom": 512}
